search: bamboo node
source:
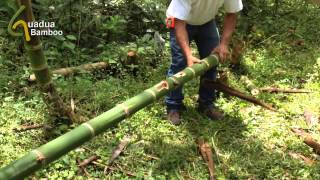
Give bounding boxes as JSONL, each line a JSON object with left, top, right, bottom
{"left": 186, "top": 67, "right": 196, "bottom": 77}
{"left": 154, "top": 81, "right": 169, "bottom": 92}
{"left": 169, "top": 77, "right": 180, "bottom": 87}
{"left": 25, "top": 43, "right": 43, "bottom": 51}
{"left": 32, "top": 149, "right": 46, "bottom": 165}
{"left": 31, "top": 63, "right": 49, "bottom": 71}
{"left": 145, "top": 89, "right": 157, "bottom": 100}
{"left": 83, "top": 123, "right": 95, "bottom": 137}
{"left": 117, "top": 104, "right": 131, "bottom": 117}
{"left": 174, "top": 72, "right": 186, "bottom": 78}
{"left": 201, "top": 60, "right": 210, "bottom": 68}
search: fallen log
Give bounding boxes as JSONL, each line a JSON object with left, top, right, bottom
{"left": 202, "top": 79, "right": 277, "bottom": 111}
{"left": 29, "top": 62, "right": 109, "bottom": 82}
{"left": 259, "top": 87, "right": 312, "bottom": 94}
{"left": 198, "top": 138, "right": 216, "bottom": 180}
{"left": 291, "top": 128, "right": 320, "bottom": 155}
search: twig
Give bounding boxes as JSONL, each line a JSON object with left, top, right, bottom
{"left": 260, "top": 87, "right": 312, "bottom": 93}
{"left": 78, "top": 155, "right": 99, "bottom": 167}
{"left": 77, "top": 159, "right": 90, "bottom": 177}
{"left": 203, "top": 79, "right": 277, "bottom": 111}
{"left": 13, "top": 124, "right": 51, "bottom": 132}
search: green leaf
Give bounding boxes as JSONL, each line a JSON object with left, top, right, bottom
{"left": 66, "top": 35, "right": 77, "bottom": 41}
{"left": 62, "top": 41, "right": 76, "bottom": 50}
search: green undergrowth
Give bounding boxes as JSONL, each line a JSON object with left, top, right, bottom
{"left": 1, "top": 40, "right": 319, "bottom": 179}
{"left": 1, "top": 4, "right": 320, "bottom": 180}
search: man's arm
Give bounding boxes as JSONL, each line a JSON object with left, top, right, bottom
{"left": 214, "top": 13, "right": 238, "bottom": 62}
{"left": 175, "top": 19, "right": 201, "bottom": 67}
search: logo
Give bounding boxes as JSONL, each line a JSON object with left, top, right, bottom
{"left": 12, "top": 20, "right": 63, "bottom": 42}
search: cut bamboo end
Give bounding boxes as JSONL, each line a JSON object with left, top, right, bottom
{"left": 174, "top": 72, "right": 186, "bottom": 78}
{"left": 154, "top": 81, "right": 169, "bottom": 92}
{"left": 251, "top": 89, "right": 260, "bottom": 96}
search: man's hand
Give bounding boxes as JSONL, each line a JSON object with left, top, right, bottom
{"left": 213, "top": 44, "right": 229, "bottom": 63}
{"left": 214, "top": 13, "right": 238, "bottom": 64}
{"left": 186, "top": 55, "right": 201, "bottom": 67}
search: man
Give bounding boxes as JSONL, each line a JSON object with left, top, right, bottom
{"left": 165, "top": 0, "right": 243, "bottom": 125}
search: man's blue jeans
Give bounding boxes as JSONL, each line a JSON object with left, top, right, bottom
{"left": 165, "top": 20, "right": 220, "bottom": 112}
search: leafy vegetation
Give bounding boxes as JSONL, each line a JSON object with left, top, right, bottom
{"left": 0, "top": 0, "right": 320, "bottom": 179}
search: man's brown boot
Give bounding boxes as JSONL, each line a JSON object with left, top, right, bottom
{"left": 197, "top": 106, "right": 224, "bottom": 120}
{"left": 167, "top": 111, "right": 182, "bottom": 125}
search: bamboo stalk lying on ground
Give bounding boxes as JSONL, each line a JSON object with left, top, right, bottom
{"left": 29, "top": 62, "right": 109, "bottom": 82}
{"left": 291, "top": 128, "right": 320, "bottom": 155}
{"left": 202, "top": 79, "right": 277, "bottom": 111}
{"left": 0, "top": 55, "right": 219, "bottom": 180}
{"left": 240, "top": 76, "right": 260, "bottom": 96}
{"left": 259, "top": 87, "right": 312, "bottom": 93}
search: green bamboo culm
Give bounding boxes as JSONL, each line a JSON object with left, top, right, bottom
{"left": 0, "top": 55, "right": 219, "bottom": 180}
{"left": 12, "top": 0, "right": 76, "bottom": 121}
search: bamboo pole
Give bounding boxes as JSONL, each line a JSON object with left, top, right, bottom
{"left": 12, "top": 0, "right": 76, "bottom": 122}
{"left": 29, "top": 62, "right": 109, "bottom": 82}
{"left": 0, "top": 55, "right": 219, "bottom": 179}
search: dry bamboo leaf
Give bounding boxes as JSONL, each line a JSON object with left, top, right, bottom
{"left": 108, "top": 136, "right": 131, "bottom": 165}
{"left": 197, "top": 138, "right": 216, "bottom": 180}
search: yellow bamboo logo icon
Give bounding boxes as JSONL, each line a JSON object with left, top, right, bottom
{"left": 12, "top": 20, "right": 31, "bottom": 42}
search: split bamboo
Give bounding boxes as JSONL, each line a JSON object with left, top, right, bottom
{"left": 0, "top": 55, "right": 219, "bottom": 180}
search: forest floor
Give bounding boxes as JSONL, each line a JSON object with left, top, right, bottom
{"left": 1, "top": 7, "right": 320, "bottom": 180}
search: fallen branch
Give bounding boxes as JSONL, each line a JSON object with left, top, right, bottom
{"left": 108, "top": 136, "right": 131, "bottom": 165}
{"left": 198, "top": 138, "right": 216, "bottom": 180}
{"left": 77, "top": 159, "right": 90, "bottom": 177}
{"left": 291, "top": 128, "right": 320, "bottom": 155}
{"left": 203, "top": 79, "right": 277, "bottom": 111}
{"left": 288, "top": 152, "right": 315, "bottom": 166}
{"left": 29, "top": 62, "right": 109, "bottom": 82}
{"left": 259, "top": 87, "right": 312, "bottom": 94}
{"left": 78, "top": 155, "right": 99, "bottom": 167}
{"left": 13, "top": 124, "right": 51, "bottom": 132}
